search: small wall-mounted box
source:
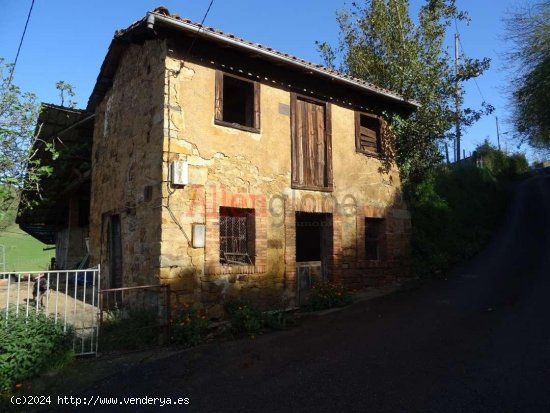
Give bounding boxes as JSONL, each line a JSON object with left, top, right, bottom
{"left": 170, "top": 160, "right": 188, "bottom": 186}
{"left": 192, "top": 223, "right": 206, "bottom": 248}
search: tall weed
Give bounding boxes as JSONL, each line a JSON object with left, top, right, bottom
{"left": 0, "top": 308, "right": 74, "bottom": 392}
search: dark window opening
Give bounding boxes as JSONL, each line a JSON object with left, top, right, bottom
{"left": 356, "top": 113, "right": 381, "bottom": 155}
{"left": 296, "top": 212, "right": 332, "bottom": 262}
{"left": 223, "top": 76, "right": 254, "bottom": 126}
{"left": 365, "top": 218, "right": 384, "bottom": 260}
{"left": 78, "top": 200, "right": 90, "bottom": 227}
{"left": 215, "top": 72, "right": 260, "bottom": 131}
{"left": 219, "top": 207, "right": 255, "bottom": 265}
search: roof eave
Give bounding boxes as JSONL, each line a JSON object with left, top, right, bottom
{"left": 149, "top": 12, "right": 420, "bottom": 110}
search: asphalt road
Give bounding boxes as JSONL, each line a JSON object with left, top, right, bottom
{"left": 78, "top": 174, "right": 550, "bottom": 413}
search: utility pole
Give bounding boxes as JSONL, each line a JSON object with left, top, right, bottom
{"left": 454, "top": 33, "right": 461, "bottom": 162}
{"left": 495, "top": 116, "right": 501, "bottom": 151}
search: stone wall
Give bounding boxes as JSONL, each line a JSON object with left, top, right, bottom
{"left": 89, "top": 40, "right": 167, "bottom": 288}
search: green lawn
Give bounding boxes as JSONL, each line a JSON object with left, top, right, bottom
{"left": 0, "top": 224, "right": 54, "bottom": 272}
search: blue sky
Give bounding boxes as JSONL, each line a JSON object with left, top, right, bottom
{"left": 1, "top": 0, "right": 528, "bottom": 160}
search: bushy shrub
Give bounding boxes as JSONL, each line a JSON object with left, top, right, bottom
{"left": 99, "top": 307, "right": 162, "bottom": 352}
{"left": 409, "top": 144, "right": 527, "bottom": 277}
{"left": 0, "top": 308, "right": 74, "bottom": 392}
{"left": 505, "top": 153, "right": 530, "bottom": 177}
{"left": 475, "top": 140, "right": 530, "bottom": 179}
{"left": 223, "top": 299, "right": 293, "bottom": 336}
{"left": 306, "top": 282, "right": 353, "bottom": 311}
{"left": 224, "top": 299, "right": 263, "bottom": 335}
{"left": 170, "top": 304, "right": 210, "bottom": 347}
{"left": 262, "top": 310, "right": 291, "bottom": 330}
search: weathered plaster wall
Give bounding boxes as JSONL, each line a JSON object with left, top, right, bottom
{"left": 159, "top": 58, "right": 289, "bottom": 314}
{"left": 89, "top": 40, "right": 166, "bottom": 288}
{"left": 159, "top": 56, "right": 411, "bottom": 313}
{"left": 330, "top": 105, "right": 411, "bottom": 288}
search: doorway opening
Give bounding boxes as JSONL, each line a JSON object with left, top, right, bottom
{"left": 295, "top": 212, "right": 333, "bottom": 305}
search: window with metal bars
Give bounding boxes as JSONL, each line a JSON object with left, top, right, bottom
{"left": 219, "top": 207, "right": 255, "bottom": 265}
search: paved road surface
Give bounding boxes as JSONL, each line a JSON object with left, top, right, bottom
{"left": 78, "top": 175, "right": 550, "bottom": 412}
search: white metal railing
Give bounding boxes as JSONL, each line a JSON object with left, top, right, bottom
{"left": 1, "top": 267, "right": 101, "bottom": 356}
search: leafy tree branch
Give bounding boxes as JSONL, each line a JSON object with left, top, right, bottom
{"left": 318, "top": 0, "right": 493, "bottom": 183}
{"left": 504, "top": 2, "right": 550, "bottom": 150}
{"left": 0, "top": 58, "right": 58, "bottom": 224}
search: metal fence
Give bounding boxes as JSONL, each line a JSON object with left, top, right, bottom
{"left": 1, "top": 267, "right": 100, "bottom": 356}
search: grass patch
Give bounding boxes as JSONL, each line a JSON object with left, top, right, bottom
{"left": 0, "top": 224, "right": 54, "bottom": 272}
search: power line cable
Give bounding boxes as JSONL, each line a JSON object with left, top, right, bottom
{"left": 6, "top": 0, "right": 36, "bottom": 90}
{"left": 186, "top": 0, "right": 215, "bottom": 57}
{"left": 454, "top": 19, "right": 488, "bottom": 104}
{"left": 458, "top": 37, "right": 487, "bottom": 103}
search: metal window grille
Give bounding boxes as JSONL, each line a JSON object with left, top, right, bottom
{"left": 220, "top": 210, "right": 253, "bottom": 265}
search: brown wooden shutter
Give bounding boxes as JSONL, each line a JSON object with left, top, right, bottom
{"left": 355, "top": 111, "right": 361, "bottom": 152}
{"left": 298, "top": 98, "right": 307, "bottom": 186}
{"left": 356, "top": 112, "right": 381, "bottom": 154}
{"left": 378, "top": 118, "right": 385, "bottom": 155}
{"left": 215, "top": 70, "right": 224, "bottom": 121}
{"left": 305, "top": 100, "right": 315, "bottom": 186}
{"left": 291, "top": 95, "right": 332, "bottom": 190}
{"left": 290, "top": 93, "right": 298, "bottom": 186}
{"left": 325, "top": 103, "right": 333, "bottom": 188}
{"left": 291, "top": 93, "right": 302, "bottom": 186}
{"left": 253, "top": 81, "right": 261, "bottom": 130}
{"left": 314, "top": 103, "right": 325, "bottom": 187}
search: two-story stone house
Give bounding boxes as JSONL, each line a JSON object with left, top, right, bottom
{"left": 86, "top": 7, "right": 417, "bottom": 313}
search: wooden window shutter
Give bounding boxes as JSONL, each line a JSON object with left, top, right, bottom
{"left": 215, "top": 70, "right": 224, "bottom": 121}
{"left": 355, "top": 111, "right": 361, "bottom": 152}
{"left": 325, "top": 103, "right": 333, "bottom": 188}
{"left": 253, "top": 81, "right": 261, "bottom": 129}
{"left": 290, "top": 92, "right": 298, "bottom": 187}
{"left": 356, "top": 112, "right": 381, "bottom": 155}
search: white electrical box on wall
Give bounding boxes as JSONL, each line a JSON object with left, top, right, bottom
{"left": 170, "top": 160, "right": 188, "bottom": 186}
{"left": 192, "top": 223, "right": 206, "bottom": 248}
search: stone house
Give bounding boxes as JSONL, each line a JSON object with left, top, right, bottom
{"left": 83, "top": 7, "right": 417, "bottom": 312}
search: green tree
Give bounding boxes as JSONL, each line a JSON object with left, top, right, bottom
{"left": 318, "top": 0, "right": 492, "bottom": 183}
{"left": 55, "top": 80, "right": 76, "bottom": 108}
{"left": 504, "top": 2, "right": 550, "bottom": 150}
{"left": 0, "top": 58, "right": 55, "bottom": 228}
